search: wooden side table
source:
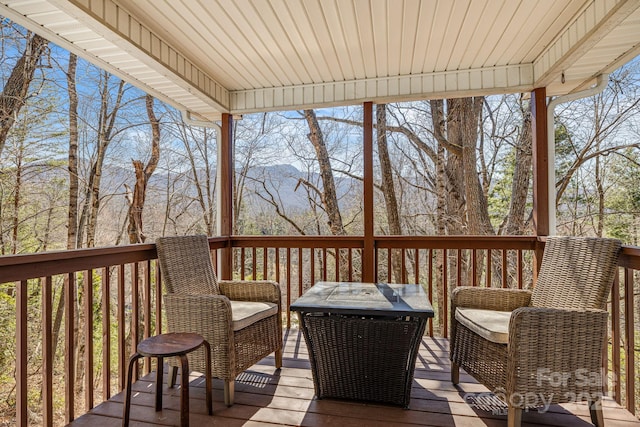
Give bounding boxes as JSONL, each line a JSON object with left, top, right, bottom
{"left": 123, "top": 332, "right": 212, "bottom": 427}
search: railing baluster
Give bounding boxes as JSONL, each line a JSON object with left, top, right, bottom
{"left": 486, "top": 249, "right": 492, "bottom": 287}
{"left": 415, "top": 249, "right": 420, "bottom": 286}
{"left": 102, "top": 267, "right": 111, "bottom": 400}
{"left": 263, "top": 247, "right": 268, "bottom": 280}
{"left": 252, "top": 247, "right": 257, "bottom": 279}
{"left": 402, "top": 249, "right": 407, "bottom": 284}
{"left": 517, "top": 249, "right": 523, "bottom": 289}
{"left": 84, "top": 270, "right": 94, "bottom": 411}
{"left": 65, "top": 273, "right": 75, "bottom": 423}
{"left": 310, "top": 248, "right": 315, "bottom": 286}
{"left": 428, "top": 249, "right": 433, "bottom": 337}
{"left": 374, "top": 247, "right": 378, "bottom": 281}
{"left": 611, "top": 272, "right": 621, "bottom": 403}
{"left": 240, "top": 247, "right": 246, "bottom": 280}
{"left": 443, "top": 249, "right": 448, "bottom": 337}
{"left": 456, "top": 249, "right": 462, "bottom": 287}
{"left": 17, "top": 280, "right": 28, "bottom": 427}
{"left": 275, "top": 248, "right": 281, "bottom": 285}
{"left": 132, "top": 263, "right": 140, "bottom": 381}
{"left": 117, "top": 265, "right": 125, "bottom": 391}
{"left": 472, "top": 249, "right": 477, "bottom": 286}
{"left": 155, "top": 261, "right": 162, "bottom": 335}
{"left": 144, "top": 260, "right": 151, "bottom": 375}
{"left": 43, "top": 276, "right": 53, "bottom": 427}
{"left": 322, "top": 248, "right": 327, "bottom": 280}
{"left": 502, "top": 249, "right": 508, "bottom": 288}
{"left": 387, "top": 249, "right": 392, "bottom": 282}
{"left": 286, "top": 247, "right": 291, "bottom": 328}
{"left": 299, "top": 248, "right": 304, "bottom": 296}
{"left": 333, "top": 248, "right": 339, "bottom": 282}
{"left": 624, "top": 267, "right": 635, "bottom": 414}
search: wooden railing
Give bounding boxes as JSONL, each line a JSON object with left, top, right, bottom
{"left": 1, "top": 235, "right": 638, "bottom": 425}
{"left": 230, "top": 235, "right": 538, "bottom": 333}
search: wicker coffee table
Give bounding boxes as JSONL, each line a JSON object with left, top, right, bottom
{"left": 291, "top": 281, "right": 434, "bottom": 408}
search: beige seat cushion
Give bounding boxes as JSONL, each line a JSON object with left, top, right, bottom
{"left": 230, "top": 301, "right": 278, "bottom": 331}
{"left": 455, "top": 308, "right": 512, "bottom": 344}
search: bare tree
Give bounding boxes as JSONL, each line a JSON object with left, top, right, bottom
{"left": 67, "top": 53, "right": 79, "bottom": 249}
{"left": 503, "top": 106, "right": 532, "bottom": 235}
{"left": 555, "top": 65, "right": 640, "bottom": 236}
{"left": 304, "top": 109, "right": 346, "bottom": 237}
{"left": 0, "top": 29, "right": 47, "bottom": 156}
{"left": 377, "top": 104, "right": 403, "bottom": 281}
{"left": 125, "top": 95, "right": 160, "bottom": 243}
{"left": 77, "top": 73, "right": 126, "bottom": 248}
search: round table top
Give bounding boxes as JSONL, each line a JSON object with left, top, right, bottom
{"left": 137, "top": 332, "right": 205, "bottom": 357}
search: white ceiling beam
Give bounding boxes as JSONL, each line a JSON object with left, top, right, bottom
{"left": 230, "top": 64, "right": 534, "bottom": 114}
{"left": 534, "top": 0, "right": 640, "bottom": 88}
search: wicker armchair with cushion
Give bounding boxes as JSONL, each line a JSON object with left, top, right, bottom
{"left": 156, "top": 235, "right": 283, "bottom": 406}
{"left": 450, "top": 236, "right": 621, "bottom": 427}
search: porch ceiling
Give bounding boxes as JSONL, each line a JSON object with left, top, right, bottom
{"left": 2, "top": 0, "right": 640, "bottom": 120}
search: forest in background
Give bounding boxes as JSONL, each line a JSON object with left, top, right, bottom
{"left": 0, "top": 23, "right": 638, "bottom": 254}
{"left": 0, "top": 20, "right": 640, "bottom": 425}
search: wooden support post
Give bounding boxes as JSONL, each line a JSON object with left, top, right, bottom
{"left": 531, "top": 87, "right": 548, "bottom": 280}
{"left": 219, "top": 113, "right": 234, "bottom": 280}
{"left": 363, "top": 102, "right": 375, "bottom": 283}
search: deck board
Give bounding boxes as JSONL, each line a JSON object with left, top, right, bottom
{"left": 71, "top": 332, "right": 640, "bottom": 426}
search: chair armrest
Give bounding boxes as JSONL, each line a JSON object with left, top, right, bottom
{"left": 507, "top": 307, "right": 608, "bottom": 392}
{"left": 163, "top": 294, "right": 234, "bottom": 345}
{"left": 451, "top": 286, "right": 532, "bottom": 311}
{"left": 509, "top": 306, "right": 608, "bottom": 347}
{"left": 218, "top": 280, "right": 282, "bottom": 305}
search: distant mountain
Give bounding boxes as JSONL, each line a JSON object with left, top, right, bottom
{"left": 241, "top": 164, "right": 359, "bottom": 212}
{"left": 27, "top": 159, "right": 359, "bottom": 215}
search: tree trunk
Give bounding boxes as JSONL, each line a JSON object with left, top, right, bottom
{"left": 0, "top": 32, "right": 48, "bottom": 156}
{"left": 435, "top": 140, "right": 447, "bottom": 335}
{"left": 52, "top": 53, "right": 79, "bottom": 369}
{"left": 67, "top": 53, "right": 79, "bottom": 250}
{"left": 504, "top": 108, "right": 532, "bottom": 235}
{"left": 431, "top": 99, "right": 466, "bottom": 235}
{"left": 126, "top": 95, "right": 160, "bottom": 244}
{"left": 376, "top": 104, "right": 403, "bottom": 282}
{"left": 304, "top": 109, "right": 349, "bottom": 280}
{"left": 304, "top": 109, "right": 345, "bottom": 236}
{"left": 78, "top": 76, "right": 126, "bottom": 248}
{"left": 456, "top": 97, "right": 494, "bottom": 235}
{"left": 11, "top": 147, "right": 22, "bottom": 255}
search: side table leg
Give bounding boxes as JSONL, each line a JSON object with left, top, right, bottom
{"left": 155, "top": 356, "right": 163, "bottom": 411}
{"left": 203, "top": 341, "right": 213, "bottom": 415}
{"left": 123, "top": 353, "right": 143, "bottom": 427}
{"left": 178, "top": 354, "right": 190, "bottom": 427}
{"left": 168, "top": 366, "right": 178, "bottom": 387}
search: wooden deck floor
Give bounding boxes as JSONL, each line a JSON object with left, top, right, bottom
{"left": 71, "top": 330, "right": 640, "bottom": 427}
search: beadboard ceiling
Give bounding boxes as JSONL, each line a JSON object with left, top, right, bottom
{"left": 1, "top": 0, "right": 639, "bottom": 120}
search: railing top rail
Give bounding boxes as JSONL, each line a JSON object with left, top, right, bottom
{"left": 231, "top": 235, "right": 539, "bottom": 249}
{"left": 0, "top": 237, "right": 228, "bottom": 283}
{"left": 374, "top": 235, "right": 538, "bottom": 250}
{"left": 620, "top": 245, "right": 640, "bottom": 269}
{"left": 1, "top": 235, "right": 638, "bottom": 284}
{"left": 231, "top": 235, "right": 365, "bottom": 248}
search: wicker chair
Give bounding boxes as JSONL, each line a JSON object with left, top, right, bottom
{"left": 450, "top": 236, "right": 621, "bottom": 427}
{"left": 156, "top": 235, "right": 283, "bottom": 406}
